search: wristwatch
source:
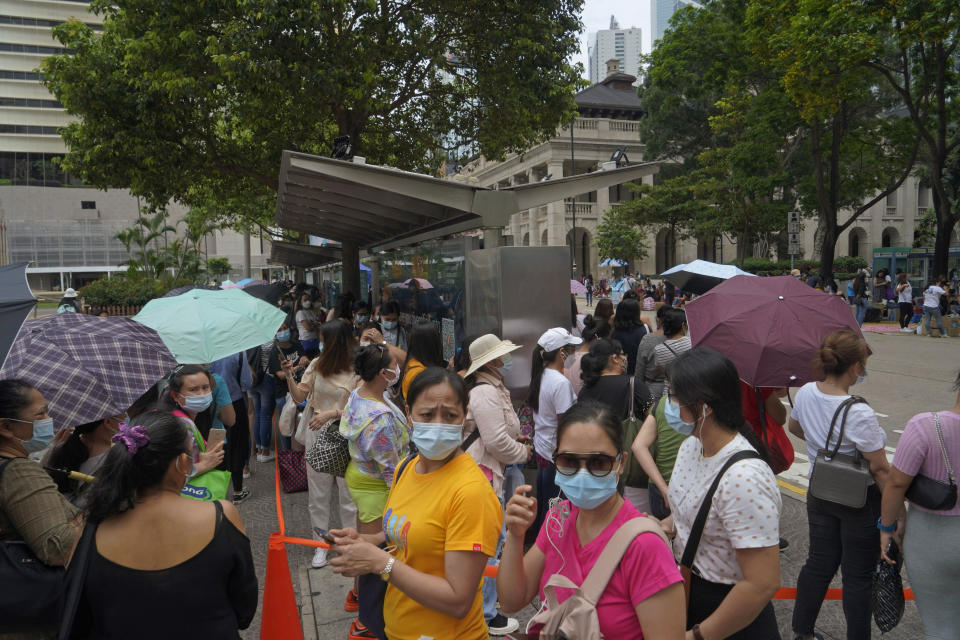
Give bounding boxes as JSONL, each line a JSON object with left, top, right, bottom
{"left": 877, "top": 518, "right": 896, "bottom": 532}
{"left": 691, "top": 623, "right": 706, "bottom": 640}
{"left": 380, "top": 556, "right": 396, "bottom": 582}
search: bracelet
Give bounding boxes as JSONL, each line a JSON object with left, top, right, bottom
{"left": 691, "top": 623, "right": 706, "bottom": 640}
{"left": 877, "top": 517, "right": 896, "bottom": 532}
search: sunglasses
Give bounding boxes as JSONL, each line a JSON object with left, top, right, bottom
{"left": 553, "top": 452, "right": 620, "bottom": 477}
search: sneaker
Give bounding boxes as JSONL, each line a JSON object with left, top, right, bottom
{"left": 242, "top": 466, "right": 251, "bottom": 479}
{"left": 779, "top": 537, "right": 789, "bottom": 552}
{"left": 344, "top": 588, "right": 359, "bottom": 612}
{"left": 311, "top": 547, "right": 328, "bottom": 568}
{"left": 232, "top": 489, "right": 250, "bottom": 505}
{"left": 259, "top": 451, "right": 275, "bottom": 462}
{"left": 900, "top": 327, "right": 913, "bottom": 332}
{"left": 487, "top": 613, "right": 520, "bottom": 636}
{"left": 348, "top": 619, "right": 377, "bottom": 640}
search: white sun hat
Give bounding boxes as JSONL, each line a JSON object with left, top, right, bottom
{"left": 63, "top": 288, "right": 78, "bottom": 298}
{"left": 537, "top": 327, "right": 583, "bottom": 352}
{"left": 465, "top": 334, "right": 522, "bottom": 377}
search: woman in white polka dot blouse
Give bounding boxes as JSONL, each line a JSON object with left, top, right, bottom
{"left": 661, "top": 348, "right": 783, "bottom": 640}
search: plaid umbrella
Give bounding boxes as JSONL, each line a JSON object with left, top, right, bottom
{"left": 0, "top": 314, "right": 177, "bottom": 429}
{"left": 0, "top": 263, "right": 36, "bottom": 368}
{"left": 162, "top": 284, "right": 220, "bottom": 298}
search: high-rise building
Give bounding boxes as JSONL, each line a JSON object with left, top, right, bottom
{"left": 0, "top": 1, "right": 270, "bottom": 290}
{"left": 586, "top": 15, "right": 642, "bottom": 84}
{"left": 651, "top": 0, "right": 703, "bottom": 47}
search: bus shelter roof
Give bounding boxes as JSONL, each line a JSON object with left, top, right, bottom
{"left": 275, "top": 151, "right": 661, "bottom": 252}
{"left": 269, "top": 240, "right": 342, "bottom": 269}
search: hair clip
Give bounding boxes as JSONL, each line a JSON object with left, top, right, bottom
{"left": 111, "top": 422, "right": 150, "bottom": 455}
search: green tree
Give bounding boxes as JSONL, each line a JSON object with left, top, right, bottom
{"left": 42, "top": 0, "right": 585, "bottom": 227}
{"left": 637, "top": 0, "right": 803, "bottom": 265}
{"left": 205, "top": 257, "right": 231, "bottom": 281}
{"left": 833, "top": 0, "right": 960, "bottom": 277}
{"left": 595, "top": 206, "right": 646, "bottom": 270}
{"left": 114, "top": 209, "right": 176, "bottom": 277}
{"left": 747, "top": 0, "right": 919, "bottom": 281}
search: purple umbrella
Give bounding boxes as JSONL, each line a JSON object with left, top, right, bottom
{"left": 685, "top": 275, "right": 864, "bottom": 388}
{"left": 570, "top": 279, "right": 588, "bottom": 295}
{"left": 0, "top": 314, "right": 177, "bottom": 429}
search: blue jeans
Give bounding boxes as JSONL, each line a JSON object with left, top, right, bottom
{"left": 854, "top": 298, "right": 868, "bottom": 326}
{"left": 481, "top": 464, "right": 526, "bottom": 621}
{"left": 923, "top": 305, "right": 946, "bottom": 336}
{"left": 585, "top": 289, "right": 593, "bottom": 306}
{"left": 274, "top": 394, "right": 292, "bottom": 450}
{"left": 250, "top": 375, "right": 276, "bottom": 449}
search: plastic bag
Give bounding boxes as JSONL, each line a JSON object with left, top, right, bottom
{"left": 872, "top": 540, "right": 904, "bottom": 632}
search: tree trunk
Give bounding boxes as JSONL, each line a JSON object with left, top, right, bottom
{"left": 818, "top": 221, "right": 838, "bottom": 283}
{"left": 932, "top": 214, "right": 956, "bottom": 280}
{"left": 735, "top": 230, "right": 750, "bottom": 266}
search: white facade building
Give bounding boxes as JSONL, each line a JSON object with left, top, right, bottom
{"left": 0, "top": 0, "right": 271, "bottom": 290}
{"left": 587, "top": 16, "right": 643, "bottom": 84}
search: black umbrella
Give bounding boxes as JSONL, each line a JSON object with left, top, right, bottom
{"left": 242, "top": 282, "right": 288, "bottom": 305}
{"left": 0, "top": 263, "right": 36, "bottom": 368}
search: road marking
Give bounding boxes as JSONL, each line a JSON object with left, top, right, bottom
{"left": 875, "top": 412, "right": 889, "bottom": 418}
{"left": 893, "top": 429, "right": 904, "bottom": 434}
{"left": 778, "top": 478, "right": 807, "bottom": 496}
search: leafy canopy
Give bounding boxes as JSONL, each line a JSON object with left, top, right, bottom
{"left": 42, "top": 0, "right": 585, "bottom": 228}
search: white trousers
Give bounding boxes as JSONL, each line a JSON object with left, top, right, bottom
{"left": 623, "top": 486, "right": 650, "bottom": 515}
{"left": 304, "top": 425, "right": 357, "bottom": 536}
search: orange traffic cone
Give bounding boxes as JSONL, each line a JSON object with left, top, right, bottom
{"left": 260, "top": 532, "right": 305, "bottom": 640}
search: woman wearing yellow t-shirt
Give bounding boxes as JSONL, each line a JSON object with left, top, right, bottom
{"left": 331, "top": 367, "right": 503, "bottom": 640}
{"left": 399, "top": 321, "right": 447, "bottom": 402}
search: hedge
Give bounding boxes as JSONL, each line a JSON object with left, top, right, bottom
{"left": 732, "top": 256, "right": 867, "bottom": 277}
{"left": 79, "top": 274, "right": 181, "bottom": 307}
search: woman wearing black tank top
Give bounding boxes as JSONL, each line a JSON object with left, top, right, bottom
{"left": 69, "top": 411, "right": 257, "bottom": 639}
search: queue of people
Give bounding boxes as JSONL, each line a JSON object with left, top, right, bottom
{"left": 5, "top": 280, "right": 960, "bottom": 640}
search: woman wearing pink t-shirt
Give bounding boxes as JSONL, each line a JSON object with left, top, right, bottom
{"left": 497, "top": 401, "right": 684, "bottom": 639}
{"left": 879, "top": 369, "right": 960, "bottom": 639}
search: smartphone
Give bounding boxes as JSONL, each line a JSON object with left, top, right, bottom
{"left": 207, "top": 428, "right": 226, "bottom": 448}
{"left": 314, "top": 527, "right": 337, "bottom": 545}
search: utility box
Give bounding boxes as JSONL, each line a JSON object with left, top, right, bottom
{"left": 466, "top": 246, "right": 571, "bottom": 401}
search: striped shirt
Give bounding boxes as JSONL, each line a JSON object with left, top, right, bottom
{"left": 653, "top": 336, "right": 691, "bottom": 377}
{"left": 893, "top": 411, "right": 960, "bottom": 516}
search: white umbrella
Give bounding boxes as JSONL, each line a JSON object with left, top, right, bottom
{"left": 660, "top": 260, "right": 755, "bottom": 295}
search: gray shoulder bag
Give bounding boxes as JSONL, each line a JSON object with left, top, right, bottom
{"left": 808, "top": 396, "right": 872, "bottom": 508}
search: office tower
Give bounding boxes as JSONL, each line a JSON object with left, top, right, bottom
{"left": 651, "top": 0, "right": 703, "bottom": 47}
{"left": 586, "top": 15, "right": 642, "bottom": 84}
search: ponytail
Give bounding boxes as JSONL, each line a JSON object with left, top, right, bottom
{"left": 47, "top": 420, "right": 99, "bottom": 493}
{"left": 528, "top": 346, "right": 565, "bottom": 412}
{"left": 84, "top": 412, "right": 189, "bottom": 523}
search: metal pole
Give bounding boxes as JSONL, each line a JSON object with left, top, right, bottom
{"left": 570, "top": 121, "right": 576, "bottom": 277}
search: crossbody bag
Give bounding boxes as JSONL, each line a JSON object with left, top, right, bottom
{"left": 904, "top": 412, "right": 957, "bottom": 510}
{"left": 808, "top": 396, "right": 872, "bottom": 508}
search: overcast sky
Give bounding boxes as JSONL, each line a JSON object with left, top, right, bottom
{"left": 574, "top": 0, "right": 651, "bottom": 78}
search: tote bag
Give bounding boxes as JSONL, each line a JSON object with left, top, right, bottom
{"left": 174, "top": 411, "right": 231, "bottom": 502}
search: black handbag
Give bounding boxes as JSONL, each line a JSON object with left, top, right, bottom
{"left": 872, "top": 540, "right": 905, "bottom": 632}
{"left": 808, "top": 396, "right": 873, "bottom": 508}
{"left": 357, "top": 455, "right": 414, "bottom": 640}
{"left": 0, "top": 457, "right": 65, "bottom": 633}
{"left": 904, "top": 412, "right": 957, "bottom": 510}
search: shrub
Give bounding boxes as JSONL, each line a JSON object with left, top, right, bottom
{"left": 79, "top": 274, "right": 179, "bottom": 308}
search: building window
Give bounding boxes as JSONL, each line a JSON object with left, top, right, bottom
{"left": 81, "top": 201, "right": 96, "bottom": 210}
{"left": 0, "top": 70, "right": 44, "bottom": 81}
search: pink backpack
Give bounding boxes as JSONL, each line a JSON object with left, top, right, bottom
{"left": 529, "top": 518, "right": 669, "bottom": 640}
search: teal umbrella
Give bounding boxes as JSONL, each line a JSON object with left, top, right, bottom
{"left": 132, "top": 288, "right": 287, "bottom": 363}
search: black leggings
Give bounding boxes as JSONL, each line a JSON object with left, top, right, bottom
{"left": 688, "top": 573, "right": 781, "bottom": 639}
{"left": 898, "top": 302, "right": 913, "bottom": 328}
{"left": 221, "top": 397, "right": 250, "bottom": 493}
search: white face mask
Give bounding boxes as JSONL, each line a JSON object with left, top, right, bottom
{"left": 384, "top": 366, "right": 401, "bottom": 386}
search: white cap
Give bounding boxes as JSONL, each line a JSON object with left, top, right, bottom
{"left": 465, "top": 334, "right": 522, "bottom": 377}
{"left": 537, "top": 327, "right": 582, "bottom": 352}
{"left": 63, "top": 288, "right": 78, "bottom": 298}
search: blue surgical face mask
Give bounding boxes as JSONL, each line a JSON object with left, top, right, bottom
{"left": 411, "top": 422, "right": 463, "bottom": 460}
{"left": 276, "top": 330, "right": 291, "bottom": 342}
{"left": 381, "top": 319, "right": 398, "bottom": 330}
{"left": 498, "top": 354, "right": 513, "bottom": 374}
{"left": 664, "top": 397, "right": 695, "bottom": 436}
{"left": 357, "top": 315, "right": 369, "bottom": 324}
{"left": 318, "top": 343, "right": 324, "bottom": 353}
{"left": 854, "top": 368, "right": 868, "bottom": 385}
{"left": 554, "top": 466, "right": 620, "bottom": 510}
{"left": 10, "top": 417, "right": 55, "bottom": 453}
{"left": 180, "top": 392, "right": 213, "bottom": 413}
